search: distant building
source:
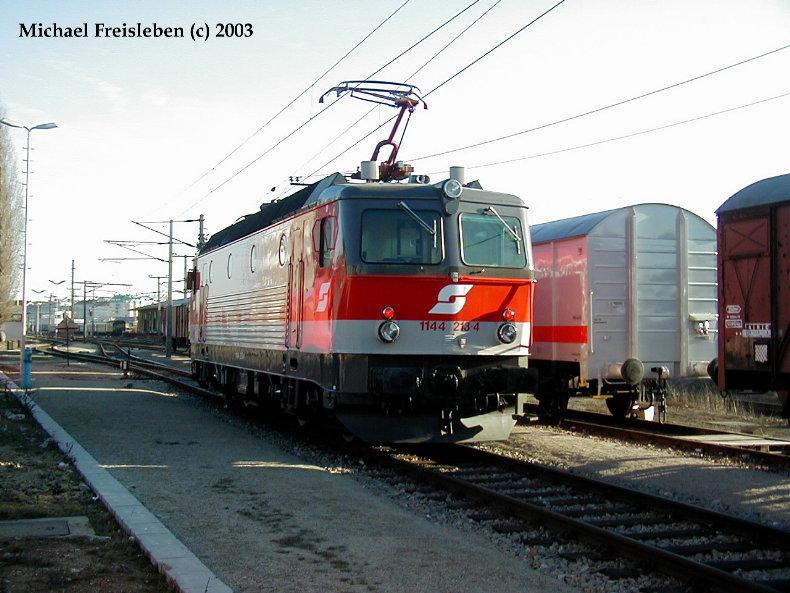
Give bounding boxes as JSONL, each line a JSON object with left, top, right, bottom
{"left": 70, "top": 294, "right": 142, "bottom": 325}
{"left": 56, "top": 316, "right": 79, "bottom": 340}
{"left": 25, "top": 298, "right": 68, "bottom": 334}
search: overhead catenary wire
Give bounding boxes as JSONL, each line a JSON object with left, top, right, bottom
{"left": 306, "top": 40, "right": 790, "bottom": 178}
{"left": 425, "top": 0, "right": 567, "bottom": 97}
{"left": 408, "top": 0, "right": 505, "bottom": 81}
{"left": 176, "top": 0, "right": 484, "bottom": 216}
{"left": 422, "top": 90, "right": 790, "bottom": 173}
{"left": 103, "top": 242, "right": 167, "bottom": 263}
{"left": 177, "top": 0, "right": 413, "bottom": 195}
{"left": 303, "top": 0, "right": 568, "bottom": 180}
{"left": 131, "top": 221, "right": 196, "bottom": 248}
{"left": 204, "top": 0, "right": 483, "bottom": 194}
{"left": 411, "top": 41, "right": 790, "bottom": 162}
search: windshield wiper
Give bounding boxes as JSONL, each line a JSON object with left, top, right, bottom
{"left": 397, "top": 201, "right": 438, "bottom": 248}
{"left": 397, "top": 201, "right": 438, "bottom": 249}
{"left": 484, "top": 206, "right": 522, "bottom": 253}
{"left": 397, "top": 201, "right": 435, "bottom": 234}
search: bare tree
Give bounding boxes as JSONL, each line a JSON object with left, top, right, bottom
{"left": 0, "top": 106, "right": 23, "bottom": 325}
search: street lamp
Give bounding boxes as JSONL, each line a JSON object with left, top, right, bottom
{"left": 31, "top": 289, "right": 46, "bottom": 335}
{"left": 47, "top": 279, "right": 65, "bottom": 336}
{"left": 0, "top": 118, "right": 57, "bottom": 388}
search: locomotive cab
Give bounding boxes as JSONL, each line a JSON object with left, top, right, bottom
{"left": 322, "top": 177, "right": 537, "bottom": 441}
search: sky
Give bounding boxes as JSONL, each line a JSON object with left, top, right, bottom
{"left": 1, "top": 0, "right": 789, "bottom": 304}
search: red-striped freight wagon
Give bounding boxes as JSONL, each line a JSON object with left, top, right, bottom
{"left": 530, "top": 204, "right": 718, "bottom": 420}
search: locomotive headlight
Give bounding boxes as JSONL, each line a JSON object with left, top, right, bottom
{"left": 442, "top": 178, "right": 463, "bottom": 199}
{"left": 378, "top": 320, "right": 400, "bottom": 343}
{"left": 497, "top": 322, "right": 517, "bottom": 344}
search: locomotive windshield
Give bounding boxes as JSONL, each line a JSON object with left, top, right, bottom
{"left": 361, "top": 208, "right": 443, "bottom": 264}
{"left": 460, "top": 212, "right": 527, "bottom": 268}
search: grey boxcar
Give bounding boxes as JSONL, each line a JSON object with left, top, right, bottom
{"left": 530, "top": 203, "right": 718, "bottom": 418}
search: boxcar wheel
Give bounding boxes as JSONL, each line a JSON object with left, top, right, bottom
{"left": 779, "top": 390, "right": 790, "bottom": 424}
{"left": 606, "top": 393, "right": 633, "bottom": 419}
{"left": 537, "top": 392, "right": 569, "bottom": 424}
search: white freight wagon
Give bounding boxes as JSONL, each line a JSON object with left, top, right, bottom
{"left": 530, "top": 203, "right": 718, "bottom": 418}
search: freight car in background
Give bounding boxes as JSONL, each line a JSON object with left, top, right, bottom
{"left": 529, "top": 204, "right": 718, "bottom": 420}
{"left": 713, "top": 173, "right": 790, "bottom": 420}
{"left": 90, "top": 319, "right": 127, "bottom": 336}
{"left": 135, "top": 298, "right": 190, "bottom": 349}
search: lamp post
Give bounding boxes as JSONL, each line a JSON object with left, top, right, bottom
{"left": 0, "top": 119, "right": 57, "bottom": 388}
{"left": 31, "top": 289, "right": 46, "bottom": 335}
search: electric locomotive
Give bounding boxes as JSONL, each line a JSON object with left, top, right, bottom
{"left": 188, "top": 82, "right": 537, "bottom": 443}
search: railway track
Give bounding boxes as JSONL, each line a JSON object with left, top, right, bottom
{"left": 29, "top": 344, "right": 790, "bottom": 591}
{"left": 33, "top": 343, "right": 790, "bottom": 471}
{"left": 96, "top": 341, "right": 192, "bottom": 377}
{"left": 374, "top": 444, "right": 790, "bottom": 593}
{"left": 37, "top": 342, "right": 199, "bottom": 388}
{"left": 523, "top": 405, "right": 790, "bottom": 469}
{"left": 34, "top": 341, "right": 790, "bottom": 471}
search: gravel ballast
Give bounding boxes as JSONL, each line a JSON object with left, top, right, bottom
{"left": 486, "top": 425, "right": 790, "bottom": 528}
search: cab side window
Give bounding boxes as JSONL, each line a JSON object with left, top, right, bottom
{"left": 317, "top": 216, "right": 336, "bottom": 268}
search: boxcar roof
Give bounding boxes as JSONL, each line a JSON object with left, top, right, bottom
{"left": 136, "top": 298, "right": 188, "bottom": 312}
{"left": 530, "top": 208, "right": 616, "bottom": 243}
{"left": 716, "top": 172, "right": 790, "bottom": 214}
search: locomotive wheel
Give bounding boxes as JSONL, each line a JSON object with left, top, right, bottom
{"left": 606, "top": 394, "right": 633, "bottom": 419}
{"left": 537, "top": 392, "right": 569, "bottom": 424}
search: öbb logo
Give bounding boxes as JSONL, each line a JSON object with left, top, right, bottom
{"left": 316, "top": 283, "right": 331, "bottom": 313}
{"left": 429, "top": 284, "right": 473, "bottom": 315}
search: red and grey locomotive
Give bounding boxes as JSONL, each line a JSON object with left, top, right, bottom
{"left": 188, "top": 82, "right": 537, "bottom": 442}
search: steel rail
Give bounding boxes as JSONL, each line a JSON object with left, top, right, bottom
{"left": 37, "top": 344, "right": 197, "bottom": 382}
{"left": 97, "top": 341, "right": 193, "bottom": 378}
{"left": 524, "top": 405, "right": 790, "bottom": 468}
{"left": 28, "top": 344, "right": 790, "bottom": 591}
{"left": 374, "top": 445, "right": 790, "bottom": 593}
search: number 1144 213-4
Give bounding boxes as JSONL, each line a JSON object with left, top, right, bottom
{"left": 419, "top": 321, "right": 480, "bottom": 332}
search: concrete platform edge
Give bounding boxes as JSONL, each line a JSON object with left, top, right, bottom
{"left": 1, "top": 371, "right": 233, "bottom": 593}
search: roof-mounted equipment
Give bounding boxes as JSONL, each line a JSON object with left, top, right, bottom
{"left": 320, "top": 80, "right": 427, "bottom": 182}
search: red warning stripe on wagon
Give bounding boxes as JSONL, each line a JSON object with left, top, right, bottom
{"left": 532, "top": 325, "right": 588, "bottom": 344}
